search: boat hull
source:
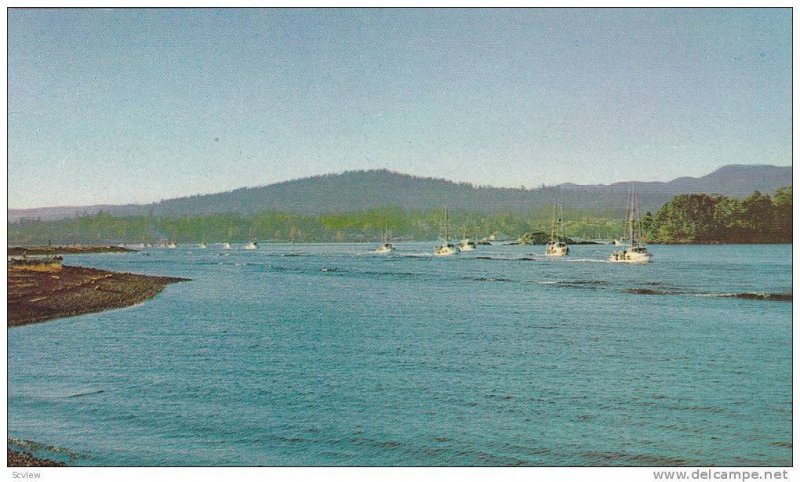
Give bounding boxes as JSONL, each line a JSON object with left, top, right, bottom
{"left": 545, "top": 243, "right": 569, "bottom": 256}
{"left": 374, "top": 244, "right": 396, "bottom": 254}
{"left": 609, "top": 249, "right": 652, "bottom": 263}
{"left": 434, "top": 245, "right": 460, "bottom": 256}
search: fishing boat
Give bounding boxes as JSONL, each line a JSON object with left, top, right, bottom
{"left": 459, "top": 238, "right": 476, "bottom": 251}
{"left": 434, "top": 207, "right": 460, "bottom": 256}
{"left": 222, "top": 242, "right": 232, "bottom": 250}
{"left": 374, "top": 223, "right": 396, "bottom": 254}
{"left": 166, "top": 241, "right": 177, "bottom": 249}
{"left": 374, "top": 243, "right": 395, "bottom": 254}
{"left": 458, "top": 228, "right": 477, "bottom": 251}
{"left": 610, "top": 184, "right": 652, "bottom": 263}
{"left": 198, "top": 242, "right": 208, "bottom": 249}
{"left": 244, "top": 228, "right": 258, "bottom": 250}
{"left": 545, "top": 205, "right": 570, "bottom": 256}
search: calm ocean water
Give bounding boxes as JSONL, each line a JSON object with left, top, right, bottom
{"left": 7, "top": 243, "right": 792, "bottom": 466}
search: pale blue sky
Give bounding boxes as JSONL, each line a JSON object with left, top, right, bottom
{"left": 8, "top": 8, "right": 792, "bottom": 208}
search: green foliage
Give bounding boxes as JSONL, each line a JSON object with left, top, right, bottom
{"left": 9, "top": 187, "right": 790, "bottom": 245}
{"left": 646, "top": 188, "right": 791, "bottom": 243}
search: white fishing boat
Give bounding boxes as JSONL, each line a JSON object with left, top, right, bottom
{"left": 374, "top": 224, "right": 396, "bottom": 253}
{"left": 545, "top": 205, "right": 570, "bottom": 256}
{"left": 222, "top": 243, "right": 232, "bottom": 250}
{"left": 166, "top": 241, "right": 177, "bottom": 249}
{"left": 244, "top": 241, "right": 258, "bottom": 250}
{"left": 374, "top": 243, "right": 396, "bottom": 254}
{"left": 610, "top": 184, "right": 652, "bottom": 263}
{"left": 458, "top": 228, "right": 477, "bottom": 251}
{"left": 434, "top": 207, "right": 460, "bottom": 256}
{"left": 459, "top": 238, "right": 476, "bottom": 251}
{"left": 198, "top": 242, "right": 208, "bottom": 249}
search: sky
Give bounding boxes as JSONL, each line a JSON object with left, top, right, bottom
{"left": 7, "top": 8, "right": 792, "bottom": 209}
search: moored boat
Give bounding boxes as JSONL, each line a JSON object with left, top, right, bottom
{"left": 434, "top": 207, "right": 460, "bottom": 256}
{"left": 545, "top": 204, "right": 570, "bottom": 256}
{"left": 610, "top": 184, "right": 652, "bottom": 263}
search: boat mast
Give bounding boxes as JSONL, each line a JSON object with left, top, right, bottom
{"left": 443, "top": 207, "right": 449, "bottom": 243}
{"left": 628, "top": 184, "right": 636, "bottom": 245}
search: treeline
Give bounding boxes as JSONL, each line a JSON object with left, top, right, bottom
{"left": 8, "top": 188, "right": 791, "bottom": 245}
{"left": 640, "top": 187, "right": 792, "bottom": 243}
{"left": 8, "top": 206, "right": 621, "bottom": 245}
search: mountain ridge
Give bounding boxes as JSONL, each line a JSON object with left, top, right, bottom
{"left": 8, "top": 164, "right": 791, "bottom": 222}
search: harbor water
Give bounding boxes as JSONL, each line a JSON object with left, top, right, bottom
{"left": 7, "top": 243, "right": 792, "bottom": 466}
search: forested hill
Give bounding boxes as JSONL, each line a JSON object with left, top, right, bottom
{"left": 9, "top": 164, "right": 791, "bottom": 221}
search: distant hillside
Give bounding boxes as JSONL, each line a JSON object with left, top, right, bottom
{"left": 8, "top": 164, "right": 791, "bottom": 222}
{"left": 558, "top": 164, "right": 792, "bottom": 195}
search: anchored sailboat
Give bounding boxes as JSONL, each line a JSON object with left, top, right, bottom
{"left": 545, "top": 205, "right": 570, "bottom": 256}
{"left": 374, "top": 221, "right": 396, "bottom": 254}
{"left": 458, "top": 227, "right": 477, "bottom": 251}
{"left": 245, "top": 229, "right": 258, "bottom": 250}
{"left": 434, "top": 207, "right": 460, "bottom": 256}
{"left": 610, "top": 184, "right": 652, "bottom": 263}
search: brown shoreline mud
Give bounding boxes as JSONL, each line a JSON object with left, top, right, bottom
{"left": 8, "top": 265, "right": 188, "bottom": 327}
{"left": 7, "top": 447, "right": 66, "bottom": 467}
{"left": 8, "top": 245, "right": 135, "bottom": 256}
{"left": 8, "top": 261, "right": 188, "bottom": 466}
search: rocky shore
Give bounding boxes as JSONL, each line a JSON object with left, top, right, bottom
{"left": 7, "top": 447, "right": 65, "bottom": 467}
{"left": 8, "top": 265, "right": 188, "bottom": 327}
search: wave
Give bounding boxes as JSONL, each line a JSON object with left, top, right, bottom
{"left": 468, "top": 277, "right": 515, "bottom": 282}
{"left": 581, "top": 450, "right": 692, "bottom": 466}
{"left": 66, "top": 389, "right": 105, "bottom": 398}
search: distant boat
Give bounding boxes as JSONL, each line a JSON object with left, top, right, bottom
{"left": 222, "top": 243, "right": 232, "bottom": 250}
{"left": 166, "top": 241, "right": 177, "bottom": 249}
{"left": 610, "top": 184, "right": 652, "bottom": 263}
{"left": 374, "top": 223, "right": 396, "bottom": 254}
{"left": 198, "top": 242, "right": 208, "bottom": 249}
{"left": 459, "top": 239, "right": 476, "bottom": 251}
{"left": 434, "top": 207, "right": 460, "bottom": 256}
{"left": 458, "top": 228, "right": 477, "bottom": 251}
{"left": 545, "top": 204, "right": 569, "bottom": 256}
{"left": 245, "top": 241, "right": 258, "bottom": 250}
{"left": 374, "top": 243, "right": 396, "bottom": 254}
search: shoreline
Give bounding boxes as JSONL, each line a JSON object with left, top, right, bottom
{"left": 8, "top": 264, "right": 188, "bottom": 328}
{"left": 8, "top": 245, "right": 135, "bottom": 256}
{"left": 8, "top": 263, "right": 188, "bottom": 466}
{"left": 7, "top": 447, "right": 65, "bottom": 467}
